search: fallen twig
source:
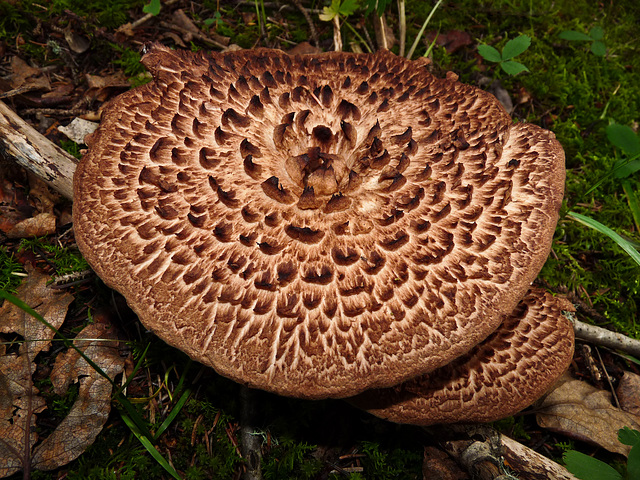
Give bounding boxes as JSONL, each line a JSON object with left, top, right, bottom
{"left": 0, "top": 100, "right": 77, "bottom": 200}
{"left": 291, "top": 0, "right": 320, "bottom": 47}
{"left": 573, "top": 317, "right": 640, "bottom": 359}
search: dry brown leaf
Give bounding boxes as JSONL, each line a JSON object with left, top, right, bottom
{"left": 84, "top": 72, "right": 129, "bottom": 102}
{"left": 0, "top": 169, "right": 32, "bottom": 233}
{"left": 31, "top": 322, "right": 125, "bottom": 470}
{"left": 617, "top": 371, "right": 640, "bottom": 416}
{"left": 6, "top": 212, "right": 56, "bottom": 238}
{"left": 1, "top": 170, "right": 60, "bottom": 237}
{"left": 0, "top": 267, "right": 73, "bottom": 478}
{"left": 8, "top": 56, "right": 50, "bottom": 92}
{"left": 537, "top": 374, "right": 640, "bottom": 456}
{"left": 0, "top": 268, "right": 125, "bottom": 476}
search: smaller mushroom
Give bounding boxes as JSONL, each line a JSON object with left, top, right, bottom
{"left": 349, "top": 289, "right": 575, "bottom": 425}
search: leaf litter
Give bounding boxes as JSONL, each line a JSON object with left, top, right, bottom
{"left": 0, "top": 266, "right": 125, "bottom": 477}
{"left": 538, "top": 373, "right": 640, "bottom": 456}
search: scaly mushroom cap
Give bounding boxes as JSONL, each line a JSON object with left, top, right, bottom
{"left": 349, "top": 289, "right": 575, "bottom": 425}
{"left": 73, "top": 45, "right": 565, "bottom": 399}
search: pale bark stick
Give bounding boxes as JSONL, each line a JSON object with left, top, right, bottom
{"left": 501, "top": 435, "right": 578, "bottom": 480}
{"left": 573, "top": 318, "right": 640, "bottom": 358}
{"left": 0, "top": 100, "right": 77, "bottom": 200}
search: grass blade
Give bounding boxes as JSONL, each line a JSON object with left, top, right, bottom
{"left": 622, "top": 180, "right": 640, "bottom": 232}
{"left": 154, "top": 389, "right": 191, "bottom": 440}
{"left": 121, "top": 414, "right": 183, "bottom": 480}
{"left": 406, "top": 0, "right": 444, "bottom": 59}
{"left": 567, "top": 211, "right": 640, "bottom": 266}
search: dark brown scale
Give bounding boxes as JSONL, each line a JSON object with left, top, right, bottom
{"left": 240, "top": 138, "right": 262, "bottom": 158}
{"left": 285, "top": 225, "right": 325, "bottom": 244}
{"left": 243, "top": 156, "right": 261, "bottom": 181}
{"left": 247, "top": 95, "right": 264, "bottom": 117}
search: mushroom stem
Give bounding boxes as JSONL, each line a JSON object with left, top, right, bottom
{"left": 239, "top": 386, "right": 263, "bottom": 480}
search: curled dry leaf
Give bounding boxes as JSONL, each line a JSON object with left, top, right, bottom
{"left": 617, "top": 371, "right": 640, "bottom": 416}
{"left": 5, "top": 212, "right": 56, "bottom": 239}
{"left": 5, "top": 175, "right": 59, "bottom": 239}
{"left": 8, "top": 56, "right": 51, "bottom": 93}
{"left": 537, "top": 374, "right": 640, "bottom": 456}
{"left": 0, "top": 267, "right": 125, "bottom": 477}
{"left": 31, "top": 322, "right": 125, "bottom": 471}
{"left": 0, "top": 267, "right": 73, "bottom": 478}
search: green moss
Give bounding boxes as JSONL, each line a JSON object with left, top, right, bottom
{"left": 0, "top": 246, "right": 25, "bottom": 292}
{"left": 20, "top": 238, "right": 90, "bottom": 276}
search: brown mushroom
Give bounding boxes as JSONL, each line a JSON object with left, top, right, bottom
{"left": 73, "top": 44, "right": 565, "bottom": 400}
{"left": 349, "top": 288, "right": 575, "bottom": 424}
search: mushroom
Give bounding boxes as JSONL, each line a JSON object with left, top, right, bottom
{"left": 73, "top": 44, "right": 566, "bottom": 401}
{"left": 349, "top": 288, "right": 575, "bottom": 425}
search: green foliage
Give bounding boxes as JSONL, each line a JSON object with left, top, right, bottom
{"left": 620, "top": 427, "right": 640, "bottom": 480}
{"left": 143, "top": 0, "right": 161, "bottom": 16}
{"left": 0, "top": 246, "right": 25, "bottom": 292}
{"left": 606, "top": 123, "right": 640, "bottom": 232}
{"left": 478, "top": 34, "right": 531, "bottom": 75}
{"left": 359, "top": 441, "right": 422, "bottom": 479}
{"left": 60, "top": 139, "right": 83, "bottom": 158}
{"left": 564, "top": 451, "right": 622, "bottom": 480}
{"left": 263, "top": 436, "right": 321, "bottom": 479}
{"left": 564, "top": 428, "right": 640, "bottom": 480}
{"left": 319, "top": 0, "right": 360, "bottom": 22}
{"left": 363, "top": 0, "right": 392, "bottom": 16}
{"left": 204, "top": 11, "right": 224, "bottom": 29}
{"left": 567, "top": 212, "right": 640, "bottom": 267}
{"left": 20, "top": 238, "right": 90, "bottom": 276}
{"left": 560, "top": 26, "right": 606, "bottom": 56}
{"left": 110, "top": 45, "right": 146, "bottom": 78}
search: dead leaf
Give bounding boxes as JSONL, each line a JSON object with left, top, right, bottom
{"left": 57, "top": 117, "right": 99, "bottom": 145}
{"left": 0, "top": 167, "right": 33, "bottom": 234}
{"left": 0, "top": 268, "right": 125, "bottom": 476}
{"left": 173, "top": 9, "right": 200, "bottom": 34}
{"left": 64, "top": 25, "right": 90, "bottom": 54}
{"left": 288, "top": 42, "right": 322, "bottom": 56}
{"left": 617, "top": 371, "right": 640, "bottom": 416}
{"left": 0, "top": 267, "right": 73, "bottom": 478}
{"left": 3, "top": 173, "right": 60, "bottom": 238}
{"left": 7, "top": 56, "right": 50, "bottom": 93}
{"left": 6, "top": 212, "right": 57, "bottom": 238}
{"left": 85, "top": 72, "right": 129, "bottom": 102}
{"left": 31, "top": 322, "right": 125, "bottom": 470}
{"left": 426, "top": 30, "right": 473, "bottom": 54}
{"left": 537, "top": 374, "right": 640, "bottom": 456}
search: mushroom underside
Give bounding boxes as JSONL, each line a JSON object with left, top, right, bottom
{"left": 72, "top": 44, "right": 568, "bottom": 407}
{"left": 349, "top": 288, "right": 575, "bottom": 425}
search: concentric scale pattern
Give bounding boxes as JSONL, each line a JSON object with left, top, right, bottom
{"left": 73, "top": 45, "right": 566, "bottom": 400}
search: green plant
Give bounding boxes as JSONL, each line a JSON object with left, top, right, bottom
{"left": 566, "top": 121, "right": 640, "bottom": 268}
{"left": 143, "top": 0, "right": 161, "bottom": 16}
{"left": 559, "top": 26, "right": 606, "bottom": 57}
{"left": 359, "top": 441, "right": 422, "bottom": 479}
{"left": 564, "top": 427, "right": 640, "bottom": 480}
{"left": 606, "top": 123, "right": 640, "bottom": 231}
{"left": 20, "top": 238, "right": 90, "bottom": 275}
{"left": 0, "top": 247, "right": 25, "bottom": 292}
{"left": 262, "top": 436, "right": 321, "bottom": 480}
{"left": 478, "top": 34, "right": 531, "bottom": 76}
{"left": 110, "top": 45, "right": 146, "bottom": 78}
{"left": 319, "top": 0, "right": 360, "bottom": 23}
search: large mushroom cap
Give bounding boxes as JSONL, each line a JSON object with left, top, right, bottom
{"left": 349, "top": 289, "right": 575, "bottom": 425}
{"left": 73, "top": 45, "right": 565, "bottom": 399}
